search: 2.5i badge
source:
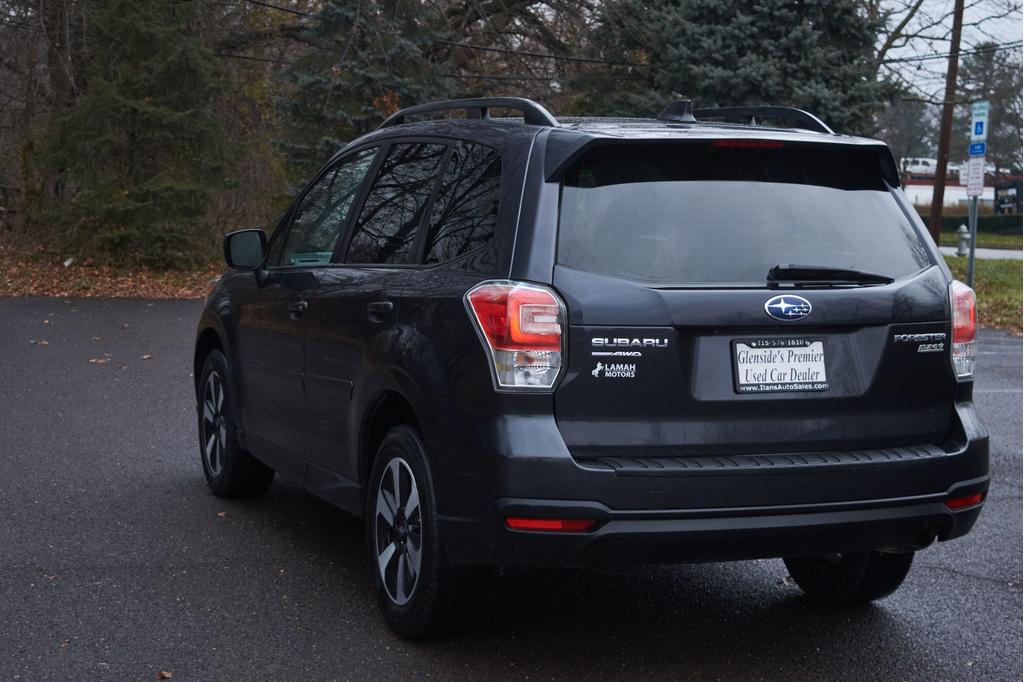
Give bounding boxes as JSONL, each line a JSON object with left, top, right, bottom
{"left": 893, "top": 332, "right": 946, "bottom": 353}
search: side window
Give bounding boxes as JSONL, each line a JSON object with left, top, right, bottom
{"left": 344, "top": 143, "right": 447, "bottom": 264}
{"left": 424, "top": 142, "right": 501, "bottom": 264}
{"left": 277, "top": 147, "right": 377, "bottom": 266}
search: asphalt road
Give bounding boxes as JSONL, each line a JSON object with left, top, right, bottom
{"left": 1, "top": 298, "right": 1020, "bottom": 681}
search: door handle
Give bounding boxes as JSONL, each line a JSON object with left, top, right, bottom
{"left": 366, "top": 300, "right": 394, "bottom": 322}
{"left": 288, "top": 300, "right": 308, "bottom": 318}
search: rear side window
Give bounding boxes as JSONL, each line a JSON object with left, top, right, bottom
{"left": 345, "top": 143, "right": 447, "bottom": 264}
{"left": 425, "top": 142, "right": 501, "bottom": 264}
{"left": 558, "top": 143, "right": 933, "bottom": 285}
{"left": 277, "top": 147, "right": 377, "bottom": 266}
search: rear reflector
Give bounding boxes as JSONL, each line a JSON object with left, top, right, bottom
{"left": 945, "top": 492, "right": 985, "bottom": 510}
{"left": 505, "top": 517, "right": 596, "bottom": 532}
{"left": 949, "top": 280, "right": 977, "bottom": 379}
{"left": 710, "top": 139, "right": 784, "bottom": 149}
{"left": 465, "top": 280, "right": 566, "bottom": 390}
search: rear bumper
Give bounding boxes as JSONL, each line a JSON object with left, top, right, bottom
{"left": 428, "top": 398, "right": 989, "bottom": 568}
{"left": 444, "top": 480, "right": 987, "bottom": 568}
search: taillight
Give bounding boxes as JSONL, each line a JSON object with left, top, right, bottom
{"left": 465, "top": 280, "right": 566, "bottom": 390}
{"left": 949, "top": 280, "right": 976, "bottom": 379}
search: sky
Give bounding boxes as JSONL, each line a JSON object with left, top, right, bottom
{"left": 881, "top": 0, "right": 1023, "bottom": 100}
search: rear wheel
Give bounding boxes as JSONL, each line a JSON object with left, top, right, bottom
{"left": 784, "top": 550, "right": 914, "bottom": 604}
{"left": 197, "top": 350, "right": 274, "bottom": 498}
{"left": 366, "top": 425, "right": 484, "bottom": 638}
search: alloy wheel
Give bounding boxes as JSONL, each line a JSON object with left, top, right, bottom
{"left": 201, "top": 371, "right": 227, "bottom": 477}
{"left": 374, "top": 457, "right": 422, "bottom": 605}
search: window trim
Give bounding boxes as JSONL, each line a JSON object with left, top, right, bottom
{"left": 268, "top": 134, "right": 506, "bottom": 273}
{"left": 421, "top": 142, "right": 503, "bottom": 267}
{"left": 335, "top": 135, "right": 505, "bottom": 270}
{"left": 333, "top": 138, "right": 453, "bottom": 267}
{"left": 265, "top": 143, "right": 383, "bottom": 271}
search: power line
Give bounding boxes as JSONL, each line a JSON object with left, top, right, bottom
{"left": 442, "top": 70, "right": 639, "bottom": 82}
{"left": 436, "top": 39, "right": 649, "bottom": 68}
{"left": 882, "top": 40, "right": 1021, "bottom": 64}
{"left": 231, "top": 0, "right": 1018, "bottom": 72}
{"left": 230, "top": 1, "right": 647, "bottom": 69}
{"left": 442, "top": 72, "right": 557, "bottom": 82}
{"left": 0, "top": 18, "right": 32, "bottom": 30}
{"left": 217, "top": 52, "right": 295, "bottom": 65}
{"left": 237, "top": 0, "right": 309, "bottom": 17}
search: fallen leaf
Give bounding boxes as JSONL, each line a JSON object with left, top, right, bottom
{"left": 141, "top": 354, "right": 153, "bottom": 360}
{"left": 88, "top": 357, "right": 110, "bottom": 365}
{"left": 59, "top": 639, "right": 70, "bottom": 649}
{"left": 30, "top": 340, "right": 49, "bottom": 346}
{"left": 158, "top": 672, "right": 173, "bottom": 680}
{"left": 1, "top": 248, "right": 219, "bottom": 300}
{"left": 217, "top": 511, "right": 225, "bottom": 517}
{"left": 43, "top": 319, "right": 50, "bottom": 325}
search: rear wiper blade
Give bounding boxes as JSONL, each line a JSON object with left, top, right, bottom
{"left": 767, "top": 264, "right": 894, "bottom": 287}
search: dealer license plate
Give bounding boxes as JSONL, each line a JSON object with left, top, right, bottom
{"left": 732, "top": 338, "right": 829, "bottom": 394}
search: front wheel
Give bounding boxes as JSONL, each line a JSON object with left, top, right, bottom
{"left": 197, "top": 350, "right": 274, "bottom": 498}
{"left": 784, "top": 550, "right": 914, "bottom": 604}
{"left": 366, "top": 425, "right": 484, "bottom": 638}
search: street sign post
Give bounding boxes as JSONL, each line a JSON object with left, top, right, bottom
{"left": 965, "top": 100, "right": 989, "bottom": 287}
{"left": 970, "top": 100, "right": 989, "bottom": 142}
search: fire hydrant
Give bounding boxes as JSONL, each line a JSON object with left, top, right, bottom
{"left": 956, "top": 224, "right": 971, "bottom": 257}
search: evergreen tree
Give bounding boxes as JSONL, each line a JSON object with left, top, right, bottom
{"left": 32, "top": 0, "right": 225, "bottom": 267}
{"left": 951, "top": 44, "right": 1023, "bottom": 180}
{"left": 578, "top": 0, "right": 887, "bottom": 134}
{"left": 278, "top": 0, "right": 451, "bottom": 180}
{"left": 876, "top": 97, "right": 936, "bottom": 165}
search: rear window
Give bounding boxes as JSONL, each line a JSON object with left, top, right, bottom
{"left": 557, "top": 142, "right": 933, "bottom": 285}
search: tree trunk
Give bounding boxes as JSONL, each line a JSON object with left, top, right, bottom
{"left": 928, "top": 0, "right": 965, "bottom": 244}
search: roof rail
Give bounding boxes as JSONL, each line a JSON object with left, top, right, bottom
{"left": 379, "top": 97, "right": 558, "bottom": 129}
{"left": 690, "top": 106, "right": 835, "bottom": 134}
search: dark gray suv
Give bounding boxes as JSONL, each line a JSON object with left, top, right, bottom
{"left": 194, "top": 97, "right": 988, "bottom": 637}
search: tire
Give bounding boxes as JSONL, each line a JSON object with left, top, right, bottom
{"left": 197, "top": 350, "right": 274, "bottom": 498}
{"left": 366, "top": 425, "right": 485, "bottom": 638}
{"left": 784, "top": 550, "right": 914, "bottom": 604}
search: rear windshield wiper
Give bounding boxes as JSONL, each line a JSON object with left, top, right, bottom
{"left": 767, "top": 264, "right": 894, "bottom": 287}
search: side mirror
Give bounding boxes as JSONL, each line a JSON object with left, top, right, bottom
{"left": 224, "top": 229, "right": 267, "bottom": 269}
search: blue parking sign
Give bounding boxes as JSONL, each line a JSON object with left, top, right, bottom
{"left": 974, "top": 121, "right": 984, "bottom": 136}
{"left": 969, "top": 142, "right": 986, "bottom": 156}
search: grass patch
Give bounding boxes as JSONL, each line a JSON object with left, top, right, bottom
{"left": 939, "top": 232, "right": 1023, "bottom": 249}
{"left": 944, "top": 256, "right": 1022, "bottom": 333}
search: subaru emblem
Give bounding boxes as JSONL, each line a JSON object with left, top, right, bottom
{"left": 764, "top": 294, "right": 812, "bottom": 321}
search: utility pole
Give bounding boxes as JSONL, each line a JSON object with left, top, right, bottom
{"left": 928, "top": 0, "right": 966, "bottom": 243}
